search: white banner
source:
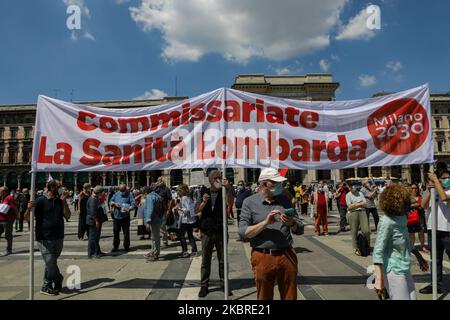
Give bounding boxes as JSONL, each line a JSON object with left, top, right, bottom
{"left": 32, "top": 85, "right": 432, "bottom": 171}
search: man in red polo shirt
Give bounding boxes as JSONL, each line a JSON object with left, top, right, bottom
{"left": 0, "top": 187, "right": 19, "bottom": 256}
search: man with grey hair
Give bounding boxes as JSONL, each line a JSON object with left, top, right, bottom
{"left": 78, "top": 183, "right": 91, "bottom": 240}
{"left": 86, "top": 186, "right": 106, "bottom": 259}
{"left": 109, "top": 184, "right": 136, "bottom": 252}
{"left": 195, "top": 169, "right": 234, "bottom": 298}
{"left": 239, "top": 168, "right": 304, "bottom": 300}
{"left": 360, "top": 179, "right": 380, "bottom": 230}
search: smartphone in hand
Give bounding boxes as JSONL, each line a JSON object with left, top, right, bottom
{"left": 284, "top": 208, "right": 296, "bottom": 217}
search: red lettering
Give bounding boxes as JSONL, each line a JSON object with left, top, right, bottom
{"left": 77, "top": 111, "right": 97, "bottom": 131}
{"left": 285, "top": 107, "right": 300, "bottom": 127}
{"left": 37, "top": 136, "right": 53, "bottom": 163}
{"left": 80, "top": 139, "right": 102, "bottom": 165}
{"left": 224, "top": 100, "right": 241, "bottom": 122}
{"left": 300, "top": 111, "right": 319, "bottom": 129}
{"left": 99, "top": 117, "right": 118, "bottom": 133}
{"left": 312, "top": 140, "right": 327, "bottom": 162}
{"left": 206, "top": 100, "right": 222, "bottom": 122}
{"left": 327, "top": 135, "right": 349, "bottom": 162}
{"left": 291, "top": 139, "right": 310, "bottom": 161}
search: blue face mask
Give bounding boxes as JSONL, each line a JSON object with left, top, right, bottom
{"left": 271, "top": 183, "right": 284, "bottom": 196}
{"left": 441, "top": 178, "right": 450, "bottom": 188}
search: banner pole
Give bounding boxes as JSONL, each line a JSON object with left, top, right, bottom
{"left": 222, "top": 164, "right": 229, "bottom": 300}
{"left": 29, "top": 170, "right": 36, "bottom": 300}
{"left": 430, "top": 164, "right": 437, "bottom": 300}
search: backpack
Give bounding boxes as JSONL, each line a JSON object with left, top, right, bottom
{"left": 357, "top": 231, "right": 370, "bottom": 257}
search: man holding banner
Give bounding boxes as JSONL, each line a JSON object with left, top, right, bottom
{"left": 195, "top": 170, "right": 233, "bottom": 298}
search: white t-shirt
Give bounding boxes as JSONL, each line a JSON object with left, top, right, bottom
{"left": 424, "top": 189, "right": 450, "bottom": 232}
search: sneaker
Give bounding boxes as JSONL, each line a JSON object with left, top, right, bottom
{"left": 54, "top": 282, "right": 63, "bottom": 293}
{"left": 40, "top": 287, "right": 58, "bottom": 296}
{"left": 147, "top": 255, "right": 159, "bottom": 262}
{"left": 94, "top": 253, "right": 105, "bottom": 259}
{"left": 190, "top": 252, "right": 200, "bottom": 258}
{"left": 198, "top": 286, "right": 209, "bottom": 298}
{"left": 419, "top": 284, "right": 443, "bottom": 294}
{"left": 144, "top": 251, "right": 154, "bottom": 259}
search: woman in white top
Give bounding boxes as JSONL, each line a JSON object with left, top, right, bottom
{"left": 175, "top": 184, "right": 198, "bottom": 258}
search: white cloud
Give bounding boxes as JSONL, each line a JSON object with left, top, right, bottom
{"left": 63, "top": 0, "right": 90, "bottom": 17}
{"left": 134, "top": 89, "right": 168, "bottom": 100}
{"left": 319, "top": 59, "right": 330, "bottom": 72}
{"left": 386, "top": 60, "right": 402, "bottom": 72}
{"left": 275, "top": 67, "right": 292, "bottom": 76}
{"left": 70, "top": 30, "right": 78, "bottom": 41}
{"left": 336, "top": 8, "right": 376, "bottom": 40}
{"left": 330, "top": 54, "right": 340, "bottom": 61}
{"left": 359, "top": 74, "right": 377, "bottom": 87}
{"left": 130, "top": 0, "right": 348, "bottom": 64}
{"left": 83, "top": 32, "right": 95, "bottom": 41}
{"left": 115, "top": 0, "right": 130, "bottom": 4}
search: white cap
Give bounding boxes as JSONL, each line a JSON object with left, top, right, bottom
{"left": 258, "top": 168, "right": 287, "bottom": 183}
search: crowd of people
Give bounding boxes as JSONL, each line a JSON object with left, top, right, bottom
{"left": 0, "top": 162, "right": 449, "bottom": 300}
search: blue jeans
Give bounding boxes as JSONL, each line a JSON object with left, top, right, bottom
{"left": 427, "top": 230, "right": 450, "bottom": 285}
{"left": 88, "top": 225, "right": 102, "bottom": 257}
{"left": 37, "top": 239, "right": 64, "bottom": 290}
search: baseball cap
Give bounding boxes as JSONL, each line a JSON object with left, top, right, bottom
{"left": 258, "top": 168, "right": 287, "bottom": 183}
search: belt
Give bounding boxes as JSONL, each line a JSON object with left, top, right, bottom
{"left": 252, "top": 247, "right": 292, "bottom": 256}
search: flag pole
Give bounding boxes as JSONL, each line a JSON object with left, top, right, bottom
{"left": 29, "top": 170, "right": 36, "bottom": 300}
{"left": 222, "top": 162, "right": 229, "bottom": 300}
{"left": 430, "top": 163, "right": 437, "bottom": 300}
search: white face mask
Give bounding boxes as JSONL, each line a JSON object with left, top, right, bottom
{"left": 213, "top": 180, "right": 221, "bottom": 189}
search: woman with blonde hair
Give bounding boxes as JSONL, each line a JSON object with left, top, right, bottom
{"left": 373, "top": 184, "right": 428, "bottom": 300}
{"left": 175, "top": 184, "right": 198, "bottom": 258}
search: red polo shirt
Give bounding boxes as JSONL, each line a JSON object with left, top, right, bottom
{"left": 0, "top": 195, "right": 17, "bottom": 222}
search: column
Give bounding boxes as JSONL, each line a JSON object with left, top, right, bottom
{"left": 131, "top": 172, "right": 136, "bottom": 189}
{"left": 420, "top": 165, "right": 425, "bottom": 183}
{"left": 18, "top": 141, "right": 24, "bottom": 163}
{"left": 236, "top": 168, "right": 245, "bottom": 183}
{"left": 146, "top": 171, "right": 150, "bottom": 186}
{"left": 59, "top": 172, "right": 64, "bottom": 185}
{"left": 354, "top": 168, "right": 358, "bottom": 178}
{"left": 381, "top": 166, "right": 388, "bottom": 178}
{"left": 102, "top": 172, "right": 106, "bottom": 186}
{"left": 88, "top": 172, "right": 92, "bottom": 185}
{"left": 117, "top": 172, "right": 121, "bottom": 187}
{"left": 74, "top": 173, "right": 78, "bottom": 192}
{"left": 306, "top": 170, "right": 316, "bottom": 184}
{"left": 162, "top": 169, "right": 171, "bottom": 187}
{"left": 402, "top": 165, "right": 412, "bottom": 183}
{"left": 368, "top": 167, "right": 372, "bottom": 178}
{"left": 183, "top": 169, "right": 190, "bottom": 186}
{"left": 17, "top": 175, "right": 21, "bottom": 190}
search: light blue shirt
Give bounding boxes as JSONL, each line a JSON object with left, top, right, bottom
{"left": 109, "top": 191, "right": 136, "bottom": 220}
{"left": 144, "top": 192, "right": 162, "bottom": 225}
{"left": 372, "top": 214, "right": 412, "bottom": 275}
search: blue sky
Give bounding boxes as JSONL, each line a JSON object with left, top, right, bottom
{"left": 0, "top": 0, "right": 449, "bottom": 105}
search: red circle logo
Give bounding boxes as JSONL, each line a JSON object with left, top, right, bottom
{"left": 367, "top": 98, "right": 429, "bottom": 155}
